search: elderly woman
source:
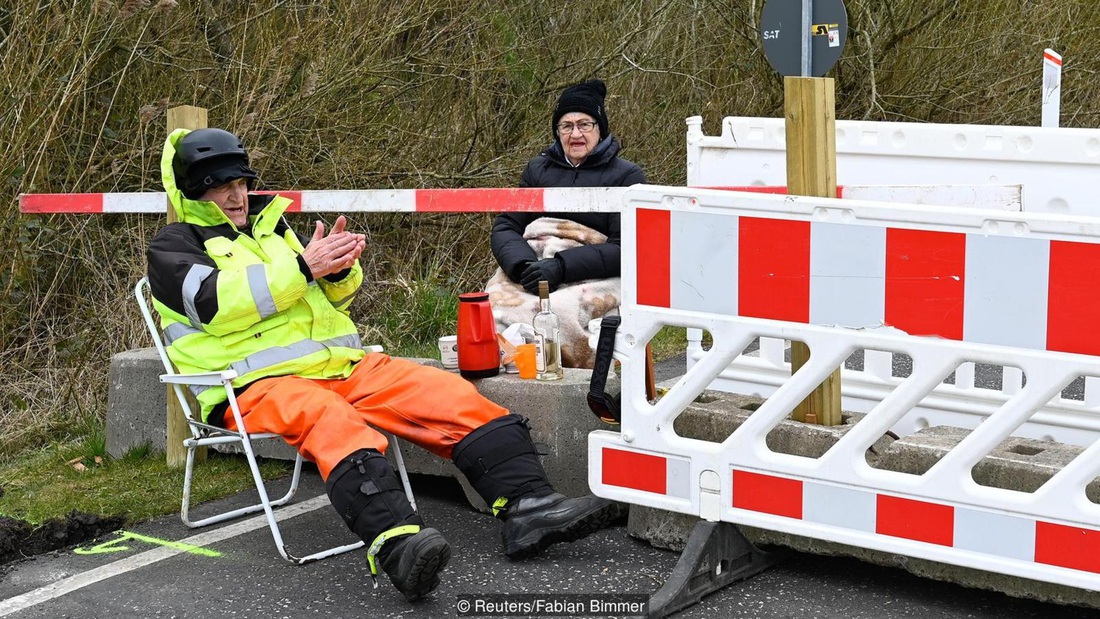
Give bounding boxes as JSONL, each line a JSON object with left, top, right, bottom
{"left": 487, "top": 79, "right": 646, "bottom": 368}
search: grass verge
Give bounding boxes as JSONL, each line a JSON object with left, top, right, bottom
{"left": 0, "top": 337, "right": 444, "bottom": 530}
{"left": 0, "top": 328, "right": 693, "bottom": 563}
{"left": 0, "top": 438, "right": 293, "bottom": 528}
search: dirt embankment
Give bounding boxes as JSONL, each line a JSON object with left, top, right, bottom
{"left": 0, "top": 512, "right": 125, "bottom": 567}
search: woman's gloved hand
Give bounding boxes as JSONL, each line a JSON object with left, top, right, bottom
{"left": 520, "top": 257, "right": 564, "bottom": 294}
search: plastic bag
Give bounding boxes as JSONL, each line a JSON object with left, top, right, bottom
{"left": 499, "top": 323, "right": 534, "bottom": 372}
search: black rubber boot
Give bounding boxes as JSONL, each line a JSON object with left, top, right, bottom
{"left": 452, "top": 415, "right": 554, "bottom": 506}
{"left": 452, "top": 415, "right": 618, "bottom": 559}
{"left": 375, "top": 527, "right": 451, "bottom": 602}
{"left": 326, "top": 449, "right": 449, "bottom": 601}
{"left": 498, "top": 492, "right": 619, "bottom": 559}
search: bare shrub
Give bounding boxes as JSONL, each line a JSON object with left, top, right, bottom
{"left": 2, "top": 0, "right": 1098, "bottom": 455}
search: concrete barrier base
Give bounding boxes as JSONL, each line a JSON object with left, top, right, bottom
{"left": 393, "top": 363, "right": 620, "bottom": 512}
{"left": 106, "top": 349, "right": 1100, "bottom": 606}
{"left": 106, "top": 348, "right": 618, "bottom": 512}
{"left": 106, "top": 348, "right": 299, "bottom": 462}
{"left": 106, "top": 349, "right": 171, "bottom": 458}
{"left": 631, "top": 383, "right": 1100, "bottom": 610}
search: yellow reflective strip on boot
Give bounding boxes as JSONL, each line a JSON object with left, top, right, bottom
{"left": 366, "top": 524, "right": 422, "bottom": 587}
{"left": 491, "top": 496, "right": 509, "bottom": 517}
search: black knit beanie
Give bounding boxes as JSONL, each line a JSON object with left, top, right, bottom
{"left": 551, "top": 79, "right": 609, "bottom": 140}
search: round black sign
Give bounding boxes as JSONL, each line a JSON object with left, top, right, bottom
{"left": 760, "top": 0, "right": 848, "bottom": 77}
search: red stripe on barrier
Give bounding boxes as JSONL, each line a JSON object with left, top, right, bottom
{"left": 414, "top": 188, "right": 544, "bottom": 212}
{"left": 1035, "top": 521, "right": 1100, "bottom": 574}
{"left": 876, "top": 495, "right": 953, "bottom": 546}
{"left": 1047, "top": 240, "right": 1100, "bottom": 356}
{"left": 602, "top": 448, "right": 667, "bottom": 494}
{"left": 1044, "top": 51, "right": 1062, "bottom": 66}
{"left": 738, "top": 217, "right": 810, "bottom": 322}
{"left": 19, "top": 193, "right": 105, "bottom": 213}
{"left": 254, "top": 190, "right": 302, "bottom": 213}
{"left": 885, "top": 228, "right": 965, "bottom": 340}
{"left": 732, "top": 470, "right": 802, "bottom": 519}
{"left": 636, "top": 208, "right": 671, "bottom": 308}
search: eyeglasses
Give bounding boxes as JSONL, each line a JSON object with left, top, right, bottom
{"left": 556, "top": 120, "right": 598, "bottom": 135}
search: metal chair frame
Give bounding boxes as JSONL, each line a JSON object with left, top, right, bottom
{"left": 135, "top": 277, "right": 415, "bottom": 564}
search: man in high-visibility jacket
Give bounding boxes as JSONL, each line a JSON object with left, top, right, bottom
{"left": 146, "top": 127, "right": 619, "bottom": 602}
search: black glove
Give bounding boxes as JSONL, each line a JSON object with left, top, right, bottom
{"left": 520, "top": 258, "right": 564, "bottom": 294}
{"left": 511, "top": 260, "right": 533, "bottom": 283}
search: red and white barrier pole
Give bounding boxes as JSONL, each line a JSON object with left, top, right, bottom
{"left": 19, "top": 185, "right": 1023, "bottom": 214}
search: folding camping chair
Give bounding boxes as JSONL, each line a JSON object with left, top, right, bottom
{"left": 135, "top": 277, "right": 416, "bottom": 564}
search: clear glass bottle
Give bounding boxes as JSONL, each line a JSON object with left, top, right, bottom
{"left": 533, "top": 280, "right": 564, "bottom": 381}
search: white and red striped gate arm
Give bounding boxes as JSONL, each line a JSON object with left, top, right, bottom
{"left": 18, "top": 188, "right": 625, "bottom": 214}
{"left": 18, "top": 184, "right": 1021, "bottom": 214}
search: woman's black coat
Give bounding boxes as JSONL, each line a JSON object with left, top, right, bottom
{"left": 491, "top": 136, "right": 646, "bottom": 282}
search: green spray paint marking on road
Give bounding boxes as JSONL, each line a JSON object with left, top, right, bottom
{"left": 74, "top": 530, "right": 222, "bottom": 557}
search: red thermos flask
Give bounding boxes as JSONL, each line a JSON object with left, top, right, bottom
{"left": 457, "top": 292, "right": 500, "bottom": 379}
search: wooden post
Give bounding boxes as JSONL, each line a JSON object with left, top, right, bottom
{"left": 165, "top": 105, "right": 208, "bottom": 467}
{"left": 784, "top": 77, "right": 842, "bottom": 426}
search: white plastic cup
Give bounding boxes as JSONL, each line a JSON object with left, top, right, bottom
{"left": 438, "top": 335, "right": 459, "bottom": 370}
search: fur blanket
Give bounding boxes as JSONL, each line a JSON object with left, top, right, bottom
{"left": 486, "top": 217, "right": 620, "bottom": 369}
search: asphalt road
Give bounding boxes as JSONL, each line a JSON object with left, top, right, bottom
{"left": 1, "top": 351, "right": 1096, "bottom": 618}
{"left": 2, "top": 468, "right": 1099, "bottom": 619}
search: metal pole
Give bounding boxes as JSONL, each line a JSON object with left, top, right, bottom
{"left": 801, "top": 0, "right": 813, "bottom": 76}
{"left": 1041, "top": 48, "right": 1062, "bottom": 128}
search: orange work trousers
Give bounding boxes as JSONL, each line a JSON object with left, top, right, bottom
{"left": 224, "top": 353, "right": 509, "bottom": 480}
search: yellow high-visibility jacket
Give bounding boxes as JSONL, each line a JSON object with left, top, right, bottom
{"left": 147, "top": 128, "right": 364, "bottom": 424}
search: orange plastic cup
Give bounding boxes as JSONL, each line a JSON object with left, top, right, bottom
{"left": 514, "top": 343, "right": 537, "bottom": 379}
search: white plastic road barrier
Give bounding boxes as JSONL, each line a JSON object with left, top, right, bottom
{"left": 18, "top": 184, "right": 1019, "bottom": 214}
{"left": 590, "top": 185, "right": 1100, "bottom": 591}
{"left": 686, "top": 115, "right": 1100, "bottom": 216}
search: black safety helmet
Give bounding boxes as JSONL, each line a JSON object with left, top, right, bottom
{"left": 172, "top": 128, "right": 258, "bottom": 199}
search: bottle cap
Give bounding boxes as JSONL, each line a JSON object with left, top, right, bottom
{"left": 538, "top": 280, "right": 549, "bottom": 298}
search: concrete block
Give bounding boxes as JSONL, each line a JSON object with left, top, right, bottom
{"left": 106, "top": 348, "right": 167, "bottom": 459}
{"left": 477, "top": 367, "right": 619, "bottom": 509}
{"left": 627, "top": 386, "right": 1100, "bottom": 609}
{"left": 628, "top": 504, "right": 1099, "bottom": 608}
{"left": 106, "top": 349, "right": 1100, "bottom": 604}
{"left": 105, "top": 349, "right": 617, "bottom": 511}
{"left": 874, "top": 425, "right": 1100, "bottom": 501}
{"left": 372, "top": 365, "right": 619, "bottom": 512}
{"left": 105, "top": 348, "right": 298, "bottom": 461}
